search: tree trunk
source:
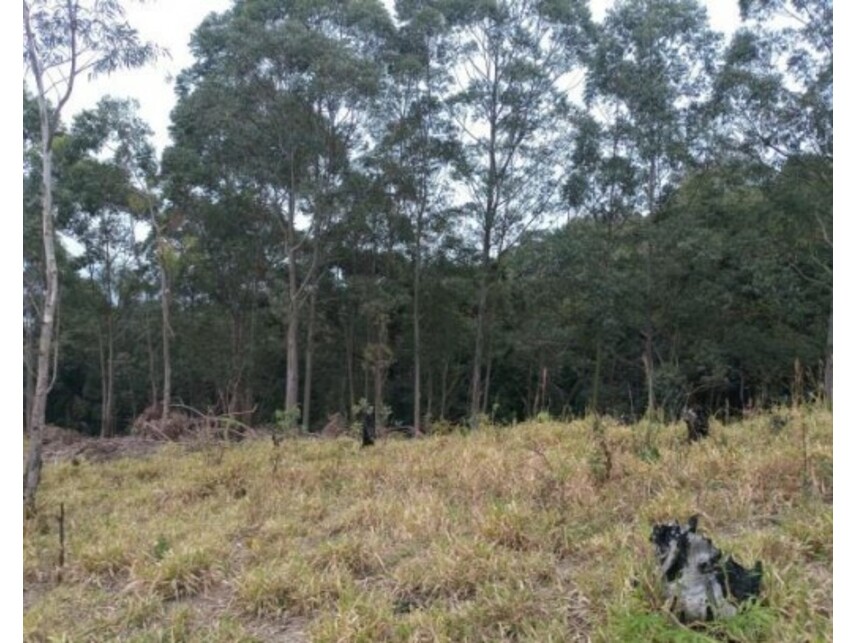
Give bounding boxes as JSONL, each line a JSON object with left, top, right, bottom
{"left": 440, "top": 359, "right": 449, "bottom": 421}
{"left": 373, "top": 318, "right": 390, "bottom": 431}
{"left": 285, "top": 304, "right": 300, "bottom": 416}
{"left": 592, "top": 338, "right": 603, "bottom": 415}
{"left": 98, "top": 321, "right": 107, "bottom": 435}
{"left": 345, "top": 311, "right": 355, "bottom": 419}
{"left": 374, "top": 363, "right": 384, "bottom": 430}
{"left": 145, "top": 302, "right": 158, "bottom": 407}
{"left": 644, "top": 158, "right": 657, "bottom": 419}
{"left": 104, "top": 309, "right": 115, "bottom": 437}
{"left": 481, "top": 345, "right": 493, "bottom": 415}
{"left": 24, "top": 317, "right": 36, "bottom": 434}
{"left": 539, "top": 366, "right": 549, "bottom": 414}
{"left": 158, "top": 236, "right": 171, "bottom": 423}
{"left": 527, "top": 363, "right": 535, "bottom": 417}
{"left": 145, "top": 202, "right": 172, "bottom": 426}
{"left": 245, "top": 276, "right": 259, "bottom": 421}
{"left": 824, "top": 311, "right": 832, "bottom": 407}
{"left": 284, "top": 188, "right": 300, "bottom": 417}
{"left": 302, "top": 286, "right": 318, "bottom": 432}
{"left": 643, "top": 342, "right": 655, "bottom": 418}
{"left": 413, "top": 238, "right": 422, "bottom": 434}
{"left": 426, "top": 366, "right": 433, "bottom": 424}
{"left": 25, "top": 110, "right": 59, "bottom": 512}
{"left": 100, "top": 248, "right": 115, "bottom": 438}
{"left": 363, "top": 356, "right": 370, "bottom": 403}
{"left": 470, "top": 268, "right": 489, "bottom": 427}
{"left": 644, "top": 240, "right": 656, "bottom": 418}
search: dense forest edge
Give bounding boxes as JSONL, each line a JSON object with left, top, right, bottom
{"left": 24, "top": 0, "right": 831, "bottom": 486}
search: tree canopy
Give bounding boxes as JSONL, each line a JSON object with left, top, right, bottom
{"left": 25, "top": 0, "right": 832, "bottom": 438}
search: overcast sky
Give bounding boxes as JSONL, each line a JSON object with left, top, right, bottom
{"left": 57, "top": 0, "right": 742, "bottom": 154}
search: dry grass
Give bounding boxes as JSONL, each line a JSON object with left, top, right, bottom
{"left": 23, "top": 406, "right": 832, "bottom": 641}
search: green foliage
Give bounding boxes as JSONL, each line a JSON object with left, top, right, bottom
{"left": 275, "top": 406, "right": 302, "bottom": 434}
{"left": 152, "top": 535, "right": 171, "bottom": 561}
{"left": 606, "top": 595, "right": 776, "bottom": 642}
{"left": 26, "top": 0, "right": 835, "bottom": 631}
{"left": 29, "top": 0, "right": 832, "bottom": 437}
{"left": 535, "top": 410, "right": 552, "bottom": 424}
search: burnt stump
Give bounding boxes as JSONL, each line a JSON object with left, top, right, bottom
{"left": 682, "top": 406, "right": 710, "bottom": 442}
{"left": 651, "top": 515, "right": 763, "bottom": 622}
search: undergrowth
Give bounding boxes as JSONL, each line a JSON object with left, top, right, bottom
{"left": 23, "top": 406, "right": 832, "bottom": 641}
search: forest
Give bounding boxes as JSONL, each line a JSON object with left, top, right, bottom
{"left": 23, "top": 0, "right": 832, "bottom": 440}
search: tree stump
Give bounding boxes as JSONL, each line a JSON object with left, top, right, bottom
{"left": 682, "top": 406, "right": 710, "bottom": 442}
{"left": 651, "top": 515, "right": 762, "bottom": 622}
{"left": 361, "top": 410, "right": 376, "bottom": 447}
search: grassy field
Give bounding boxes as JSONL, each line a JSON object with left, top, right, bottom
{"left": 23, "top": 406, "right": 832, "bottom": 642}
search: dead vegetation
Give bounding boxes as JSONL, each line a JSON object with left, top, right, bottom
{"left": 24, "top": 406, "right": 832, "bottom": 641}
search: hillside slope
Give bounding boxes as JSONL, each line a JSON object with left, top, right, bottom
{"left": 24, "top": 407, "right": 832, "bottom": 641}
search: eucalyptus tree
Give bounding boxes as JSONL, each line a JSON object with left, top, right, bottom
{"left": 367, "top": 0, "right": 460, "bottom": 432}
{"left": 561, "top": 111, "right": 643, "bottom": 412}
{"left": 714, "top": 0, "right": 831, "bottom": 166}
{"left": 585, "top": 0, "right": 721, "bottom": 417}
{"left": 61, "top": 98, "right": 176, "bottom": 433}
{"left": 168, "top": 0, "right": 393, "bottom": 424}
{"left": 444, "top": 0, "right": 592, "bottom": 427}
{"left": 59, "top": 102, "right": 133, "bottom": 437}
{"left": 23, "top": 0, "right": 161, "bottom": 510}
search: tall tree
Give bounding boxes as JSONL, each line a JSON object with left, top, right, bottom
{"left": 586, "top": 0, "right": 721, "bottom": 417}
{"left": 562, "top": 111, "right": 641, "bottom": 412}
{"left": 371, "top": 1, "right": 459, "bottom": 432}
{"left": 445, "top": 0, "right": 591, "bottom": 427}
{"left": 65, "top": 98, "right": 171, "bottom": 430}
{"left": 62, "top": 113, "right": 131, "bottom": 437}
{"left": 24, "top": 90, "right": 44, "bottom": 433}
{"left": 168, "top": 0, "right": 393, "bottom": 424}
{"left": 23, "top": 0, "right": 160, "bottom": 510}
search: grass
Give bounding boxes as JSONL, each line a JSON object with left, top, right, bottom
{"left": 24, "top": 406, "right": 832, "bottom": 641}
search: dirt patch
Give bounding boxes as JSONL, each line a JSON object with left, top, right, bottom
{"left": 39, "top": 431, "right": 164, "bottom": 464}
{"left": 38, "top": 423, "right": 189, "bottom": 464}
{"left": 37, "top": 424, "right": 273, "bottom": 465}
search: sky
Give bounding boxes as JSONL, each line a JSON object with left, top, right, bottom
{"left": 56, "top": 0, "right": 742, "bottom": 155}
{"left": 59, "top": 0, "right": 233, "bottom": 153}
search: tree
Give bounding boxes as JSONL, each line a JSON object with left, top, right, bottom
{"left": 24, "top": 90, "right": 44, "bottom": 433}
{"left": 63, "top": 98, "right": 173, "bottom": 433}
{"left": 649, "top": 159, "right": 829, "bottom": 411}
{"left": 23, "top": 0, "right": 161, "bottom": 511}
{"left": 445, "top": 0, "right": 591, "bottom": 427}
{"left": 561, "top": 111, "right": 642, "bottom": 413}
{"left": 715, "top": 0, "right": 831, "bottom": 166}
{"left": 585, "top": 0, "right": 721, "bottom": 417}
{"left": 61, "top": 106, "right": 131, "bottom": 437}
{"left": 370, "top": 0, "right": 459, "bottom": 432}
{"left": 714, "top": 0, "right": 832, "bottom": 402}
{"left": 168, "top": 0, "right": 393, "bottom": 425}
